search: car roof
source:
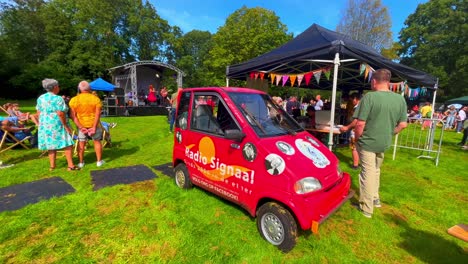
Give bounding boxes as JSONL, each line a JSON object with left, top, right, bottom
{"left": 181, "top": 87, "right": 266, "bottom": 95}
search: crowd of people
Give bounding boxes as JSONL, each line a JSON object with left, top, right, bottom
{"left": 408, "top": 102, "right": 467, "bottom": 132}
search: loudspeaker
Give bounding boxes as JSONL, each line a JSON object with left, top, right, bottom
{"left": 106, "top": 98, "right": 116, "bottom": 106}
{"left": 114, "top": 88, "right": 124, "bottom": 96}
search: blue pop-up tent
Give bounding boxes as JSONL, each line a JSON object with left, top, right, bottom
{"left": 90, "top": 77, "right": 115, "bottom": 92}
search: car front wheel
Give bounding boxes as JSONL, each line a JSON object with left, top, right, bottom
{"left": 256, "top": 202, "right": 298, "bottom": 252}
{"left": 174, "top": 163, "right": 192, "bottom": 189}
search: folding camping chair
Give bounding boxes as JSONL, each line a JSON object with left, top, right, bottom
{"left": 0, "top": 105, "right": 9, "bottom": 116}
{"left": 0, "top": 129, "right": 31, "bottom": 154}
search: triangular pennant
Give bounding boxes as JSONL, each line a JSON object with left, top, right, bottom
{"left": 254, "top": 73, "right": 259, "bottom": 79}
{"left": 270, "top": 73, "right": 276, "bottom": 83}
{"left": 289, "top": 75, "right": 297, "bottom": 87}
{"left": 297, "top": 74, "right": 304, "bottom": 87}
{"left": 313, "top": 70, "right": 322, "bottom": 84}
{"left": 304, "top": 72, "right": 313, "bottom": 85}
{"left": 275, "top": 75, "right": 281, "bottom": 86}
{"left": 360, "top": 63, "right": 366, "bottom": 75}
{"left": 259, "top": 72, "right": 265, "bottom": 80}
{"left": 367, "top": 70, "right": 373, "bottom": 82}
{"left": 324, "top": 68, "right": 331, "bottom": 80}
{"left": 282, "top": 75, "right": 289, "bottom": 87}
{"left": 364, "top": 66, "right": 369, "bottom": 80}
{"left": 249, "top": 72, "right": 255, "bottom": 79}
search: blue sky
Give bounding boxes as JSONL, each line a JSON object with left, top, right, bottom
{"left": 150, "top": 0, "right": 427, "bottom": 40}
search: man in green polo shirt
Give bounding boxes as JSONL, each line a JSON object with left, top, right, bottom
{"left": 353, "top": 69, "right": 408, "bottom": 218}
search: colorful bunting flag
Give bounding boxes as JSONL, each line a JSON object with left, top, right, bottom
{"left": 360, "top": 63, "right": 366, "bottom": 75}
{"left": 270, "top": 73, "right": 276, "bottom": 84}
{"left": 275, "top": 75, "right": 281, "bottom": 86}
{"left": 259, "top": 72, "right": 265, "bottom": 80}
{"left": 323, "top": 68, "right": 331, "bottom": 80}
{"left": 364, "top": 66, "right": 369, "bottom": 80}
{"left": 254, "top": 73, "right": 259, "bottom": 79}
{"left": 282, "top": 75, "right": 289, "bottom": 87}
{"left": 249, "top": 72, "right": 255, "bottom": 79}
{"left": 313, "top": 70, "right": 322, "bottom": 84}
{"left": 304, "top": 72, "right": 313, "bottom": 85}
{"left": 297, "top": 74, "right": 304, "bottom": 86}
{"left": 289, "top": 75, "right": 297, "bottom": 87}
{"left": 367, "top": 70, "right": 373, "bottom": 82}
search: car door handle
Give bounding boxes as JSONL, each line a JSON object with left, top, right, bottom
{"left": 230, "top": 143, "right": 240, "bottom": 149}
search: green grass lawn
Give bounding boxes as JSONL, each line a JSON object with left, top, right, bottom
{"left": 0, "top": 101, "right": 467, "bottom": 263}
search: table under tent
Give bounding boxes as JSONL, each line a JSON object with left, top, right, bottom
{"left": 226, "top": 23, "right": 438, "bottom": 150}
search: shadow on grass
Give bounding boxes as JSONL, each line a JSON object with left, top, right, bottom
{"left": 384, "top": 213, "right": 467, "bottom": 264}
{"left": 82, "top": 144, "right": 139, "bottom": 162}
{"left": 5, "top": 151, "right": 42, "bottom": 164}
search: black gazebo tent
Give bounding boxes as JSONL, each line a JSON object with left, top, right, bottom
{"left": 226, "top": 24, "right": 438, "bottom": 149}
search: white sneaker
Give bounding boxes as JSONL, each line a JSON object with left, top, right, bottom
{"left": 0, "top": 163, "right": 14, "bottom": 169}
{"left": 78, "top": 163, "right": 85, "bottom": 168}
{"left": 97, "top": 160, "right": 105, "bottom": 167}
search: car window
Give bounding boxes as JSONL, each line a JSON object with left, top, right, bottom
{"left": 190, "top": 93, "right": 239, "bottom": 136}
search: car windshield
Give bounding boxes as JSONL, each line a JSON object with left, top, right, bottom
{"left": 228, "top": 92, "right": 304, "bottom": 137}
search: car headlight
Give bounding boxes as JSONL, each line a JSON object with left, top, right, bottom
{"left": 337, "top": 163, "right": 343, "bottom": 178}
{"left": 294, "top": 177, "right": 322, "bottom": 194}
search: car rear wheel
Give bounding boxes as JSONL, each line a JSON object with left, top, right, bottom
{"left": 174, "top": 163, "right": 192, "bottom": 189}
{"left": 256, "top": 202, "right": 298, "bottom": 252}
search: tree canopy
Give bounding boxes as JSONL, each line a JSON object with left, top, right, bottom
{"left": 336, "top": 0, "right": 392, "bottom": 52}
{"left": 398, "top": 0, "right": 468, "bottom": 98}
{"left": 205, "top": 6, "right": 293, "bottom": 86}
{"left": 0, "top": 0, "right": 179, "bottom": 98}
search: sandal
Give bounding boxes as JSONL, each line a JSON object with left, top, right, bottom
{"left": 67, "top": 166, "right": 80, "bottom": 171}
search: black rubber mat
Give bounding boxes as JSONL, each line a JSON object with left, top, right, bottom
{"left": 0, "top": 177, "right": 75, "bottom": 212}
{"left": 91, "top": 164, "right": 157, "bottom": 191}
{"left": 152, "top": 163, "right": 174, "bottom": 177}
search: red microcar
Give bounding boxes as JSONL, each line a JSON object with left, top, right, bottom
{"left": 172, "top": 87, "right": 352, "bottom": 252}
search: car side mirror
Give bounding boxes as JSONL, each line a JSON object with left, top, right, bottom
{"left": 224, "top": 129, "right": 245, "bottom": 142}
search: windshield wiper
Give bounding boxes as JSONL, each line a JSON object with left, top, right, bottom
{"left": 239, "top": 105, "right": 267, "bottom": 134}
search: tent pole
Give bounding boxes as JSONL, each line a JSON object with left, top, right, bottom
{"left": 226, "top": 66, "right": 229, "bottom": 87}
{"left": 430, "top": 78, "right": 439, "bottom": 118}
{"left": 327, "top": 52, "right": 341, "bottom": 150}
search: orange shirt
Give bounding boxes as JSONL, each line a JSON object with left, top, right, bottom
{"left": 69, "top": 93, "right": 102, "bottom": 128}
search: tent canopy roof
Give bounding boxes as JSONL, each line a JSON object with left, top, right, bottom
{"left": 227, "top": 24, "right": 437, "bottom": 90}
{"left": 90, "top": 77, "right": 115, "bottom": 92}
{"left": 445, "top": 96, "right": 468, "bottom": 106}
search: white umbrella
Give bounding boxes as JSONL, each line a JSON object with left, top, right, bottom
{"left": 448, "top": 104, "right": 463, "bottom": 109}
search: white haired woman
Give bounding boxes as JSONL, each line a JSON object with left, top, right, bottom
{"left": 36, "top": 79, "right": 79, "bottom": 171}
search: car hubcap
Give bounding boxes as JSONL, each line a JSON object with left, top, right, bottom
{"left": 261, "top": 213, "right": 284, "bottom": 245}
{"left": 175, "top": 171, "right": 185, "bottom": 186}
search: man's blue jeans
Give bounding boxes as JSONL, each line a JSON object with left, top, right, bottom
{"left": 169, "top": 108, "right": 176, "bottom": 131}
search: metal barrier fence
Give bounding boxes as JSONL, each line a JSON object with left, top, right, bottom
{"left": 392, "top": 118, "right": 445, "bottom": 166}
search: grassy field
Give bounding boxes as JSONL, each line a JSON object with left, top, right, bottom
{"left": 0, "top": 100, "right": 467, "bottom": 263}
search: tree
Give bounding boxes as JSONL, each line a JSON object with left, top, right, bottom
{"left": 336, "top": 0, "right": 392, "bottom": 51}
{"left": 398, "top": 0, "right": 468, "bottom": 98}
{"left": 206, "top": 6, "right": 292, "bottom": 86}
{"left": 174, "top": 30, "right": 212, "bottom": 87}
{"left": 0, "top": 0, "right": 180, "bottom": 98}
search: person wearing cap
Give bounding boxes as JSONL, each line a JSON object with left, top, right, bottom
{"left": 69, "top": 81, "right": 105, "bottom": 168}
{"left": 36, "top": 78, "right": 79, "bottom": 171}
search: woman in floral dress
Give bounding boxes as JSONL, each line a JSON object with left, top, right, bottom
{"left": 36, "top": 79, "right": 79, "bottom": 171}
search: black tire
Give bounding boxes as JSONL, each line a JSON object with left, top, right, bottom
{"left": 174, "top": 163, "right": 192, "bottom": 189}
{"left": 256, "top": 202, "right": 298, "bottom": 252}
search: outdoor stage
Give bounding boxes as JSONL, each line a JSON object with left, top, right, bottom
{"left": 106, "top": 106, "right": 169, "bottom": 116}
